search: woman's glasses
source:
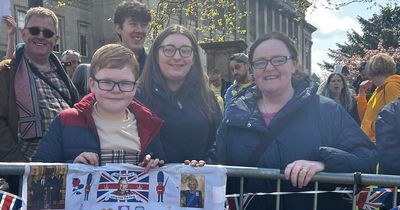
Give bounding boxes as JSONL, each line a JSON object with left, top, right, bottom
{"left": 25, "top": 27, "right": 55, "bottom": 39}
{"left": 158, "top": 45, "right": 193, "bottom": 58}
{"left": 251, "top": 56, "right": 292, "bottom": 71}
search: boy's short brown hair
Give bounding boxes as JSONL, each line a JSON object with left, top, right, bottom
{"left": 90, "top": 44, "right": 139, "bottom": 79}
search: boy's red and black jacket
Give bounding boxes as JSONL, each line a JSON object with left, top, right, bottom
{"left": 32, "top": 93, "right": 165, "bottom": 164}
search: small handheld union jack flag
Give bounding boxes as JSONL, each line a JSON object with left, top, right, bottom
{"left": 0, "top": 190, "right": 23, "bottom": 210}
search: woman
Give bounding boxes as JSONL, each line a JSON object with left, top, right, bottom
{"left": 136, "top": 25, "right": 221, "bottom": 163}
{"left": 33, "top": 44, "right": 163, "bottom": 170}
{"left": 72, "top": 63, "right": 91, "bottom": 99}
{"left": 357, "top": 53, "right": 400, "bottom": 143}
{"left": 318, "top": 73, "right": 360, "bottom": 124}
{"left": 215, "top": 32, "right": 376, "bottom": 210}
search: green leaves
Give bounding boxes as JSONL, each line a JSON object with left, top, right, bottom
{"left": 148, "top": 0, "right": 247, "bottom": 43}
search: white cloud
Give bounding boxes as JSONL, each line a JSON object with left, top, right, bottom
{"left": 305, "top": 0, "right": 364, "bottom": 76}
{"left": 306, "top": 0, "right": 362, "bottom": 35}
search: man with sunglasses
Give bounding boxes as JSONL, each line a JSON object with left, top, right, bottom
{"left": 61, "top": 49, "right": 81, "bottom": 78}
{"left": 0, "top": 7, "right": 79, "bottom": 162}
{"left": 114, "top": 0, "right": 151, "bottom": 75}
{"left": 224, "top": 53, "right": 254, "bottom": 109}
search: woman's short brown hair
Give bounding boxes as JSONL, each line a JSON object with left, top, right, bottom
{"left": 367, "top": 53, "right": 396, "bottom": 78}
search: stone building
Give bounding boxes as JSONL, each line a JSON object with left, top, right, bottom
{"left": 0, "top": 0, "right": 315, "bottom": 74}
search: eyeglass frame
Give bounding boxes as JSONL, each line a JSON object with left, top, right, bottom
{"left": 158, "top": 44, "right": 194, "bottom": 58}
{"left": 25, "top": 26, "right": 56, "bottom": 39}
{"left": 251, "top": 56, "right": 293, "bottom": 70}
{"left": 92, "top": 77, "right": 138, "bottom": 92}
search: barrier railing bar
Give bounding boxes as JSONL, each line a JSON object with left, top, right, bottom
{"left": 276, "top": 179, "right": 280, "bottom": 210}
{"left": 2, "top": 163, "right": 400, "bottom": 209}
{"left": 394, "top": 186, "right": 398, "bottom": 208}
{"left": 240, "top": 177, "right": 244, "bottom": 210}
{"left": 352, "top": 183, "right": 357, "bottom": 210}
{"left": 313, "top": 181, "right": 318, "bottom": 210}
{"left": 220, "top": 166, "right": 400, "bottom": 187}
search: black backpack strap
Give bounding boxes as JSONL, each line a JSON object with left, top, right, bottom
{"left": 247, "top": 115, "right": 291, "bottom": 166}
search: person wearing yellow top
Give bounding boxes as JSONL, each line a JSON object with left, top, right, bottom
{"left": 208, "top": 68, "right": 232, "bottom": 112}
{"left": 357, "top": 53, "right": 400, "bottom": 143}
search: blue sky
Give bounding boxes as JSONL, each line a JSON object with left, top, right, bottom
{"left": 305, "top": 0, "right": 390, "bottom": 77}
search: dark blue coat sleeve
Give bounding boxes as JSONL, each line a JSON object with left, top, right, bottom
{"left": 376, "top": 99, "right": 400, "bottom": 175}
{"left": 311, "top": 100, "right": 377, "bottom": 173}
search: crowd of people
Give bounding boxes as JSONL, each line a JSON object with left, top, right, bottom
{"left": 1, "top": 0, "right": 400, "bottom": 209}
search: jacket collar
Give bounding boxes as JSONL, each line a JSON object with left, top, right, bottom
{"left": 224, "top": 77, "right": 317, "bottom": 130}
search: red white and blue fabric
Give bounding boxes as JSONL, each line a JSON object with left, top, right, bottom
{"left": 0, "top": 190, "right": 23, "bottom": 210}
{"left": 97, "top": 170, "right": 149, "bottom": 202}
{"left": 356, "top": 188, "right": 392, "bottom": 210}
{"left": 226, "top": 193, "right": 256, "bottom": 210}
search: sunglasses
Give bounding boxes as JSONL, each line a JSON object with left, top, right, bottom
{"left": 62, "top": 60, "right": 81, "bottom": 67}
{"left": 26, "top": 27, "right": 55, "bottom": 38}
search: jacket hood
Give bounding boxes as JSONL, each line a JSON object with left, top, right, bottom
{"left": 224, "top": 76, "right": 318, "bottom": 132}
{"left": 383, "top": 74, "right": 400, "bottom": 86}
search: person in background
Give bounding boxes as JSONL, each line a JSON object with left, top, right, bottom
{"left": 208, "top": 68, "right": 231, "bottom": 111}
{"left": 0, "top": 7, "right": 79, "bottom": 196}
{"left": 0, "top": 7, "right": 79, "bottom": 162}
{"left": 114, "top": 0, "right": 151, "bottom": 74}
{"left": 2, "top": 16, "right": 16, "bottom": 60}
{"left": 214, "top": 32, "right": 376, "bottom": 210}
{"left": 72, "top": 63, "right": 91, "bottom": 99}
{"left": 61, "top": 49, "right": 81, "bottom": 78}
{"left": 136, "top": 25, "right": 221, "bottom": 163}
{"left": 224, "top": 53, "right": 253, "bottom": 108}
{"left": 33, "top": 44, "right": 164, "bottom": 171}
{"left": 318, "top": 73, "right": 360, "bottom": 124}
{"left": 352, "top": 62, "right": 376, "bottom": 100}
{"left": 357, "top": 53, "right": 400, "bottom": 143}
{"left": 208, "top": 68, "right": 232, "bottom": 101}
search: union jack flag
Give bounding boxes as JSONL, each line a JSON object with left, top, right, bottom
{"left": 356, "top": 188, "right": 392, "bottom": 210}
{"left": 225, "top": 193, "right": 256, "bottom": 210}
{"left": 97, "top": 170, "right": 149, "bottom": 203}
{"left": 0, "top": 190, "right": 23, "bottom": 210}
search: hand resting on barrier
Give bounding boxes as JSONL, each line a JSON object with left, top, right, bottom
{"left": 284, "top": 160, "right": 325, "bottom": 188}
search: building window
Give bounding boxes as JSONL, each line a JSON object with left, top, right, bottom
{"left": 281, "top": 14, "right": 287, "bottom": 34}
{"left": 274, "top": 10, "right": 280, "bottom": 31}
{"left": 78, "top": 22, "right": 90, "bottom": 57}
{"left": 266, "top": 6, "right": 273, "bottom": 33}
{"left": 16, "top": 10, "right": 26, "bottom": 43}
{"left": 79, "top": 34, "right": 87, "bottom": 57}
{"left": 257, "top": 0, "right": 264, "bottom": 37}
{"left": 53, "top": 18, "right": 63, "bottom": 53}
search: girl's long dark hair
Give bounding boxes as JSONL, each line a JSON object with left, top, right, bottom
{"left": 139, "top": 24, "right": 217, "bottom": 122}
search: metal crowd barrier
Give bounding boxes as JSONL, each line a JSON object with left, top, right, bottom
{"left": 1, "top": 163, "right": 400, "bottom": 210}
{"left": 221, "top": 165, "right": 400, "bottom": 210}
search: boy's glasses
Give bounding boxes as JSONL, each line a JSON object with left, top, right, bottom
{"left": 25, "top": 27, "right": 55, "bottom": 39}
{"left": 93, "top": 78, "right": 137, "bottom": 92}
